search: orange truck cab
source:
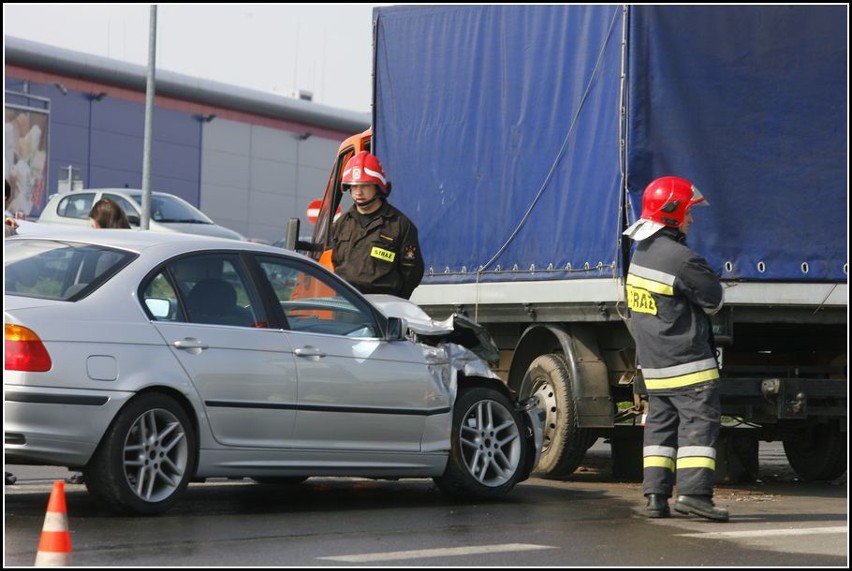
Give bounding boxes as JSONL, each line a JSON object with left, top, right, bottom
{"left": 285, "top": 128, "right": 372, "bottom": 301}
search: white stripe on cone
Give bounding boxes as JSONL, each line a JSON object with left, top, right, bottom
{"left": 35, "top": 551, "right": 71, "bottom": 567}
{"left": 40, "top": 511, "right": 68, "bottom": 531}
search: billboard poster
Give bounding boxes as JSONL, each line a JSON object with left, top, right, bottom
{"left": 5, "top": 103, "right": 50, "bottom": 218}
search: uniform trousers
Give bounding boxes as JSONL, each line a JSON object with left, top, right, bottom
{"left": 642, "top": 380, "right": 721, "bottom": 497}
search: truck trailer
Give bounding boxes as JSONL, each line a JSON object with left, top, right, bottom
{"left": 291, "top": 5, "right": 847, "bottom": 482}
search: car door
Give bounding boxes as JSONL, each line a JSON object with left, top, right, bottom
{"left": 254, "top": 255, "right": 443, "bottom": 453}
{"left": 145, "top": 252, "right": 299, "bottom": 448}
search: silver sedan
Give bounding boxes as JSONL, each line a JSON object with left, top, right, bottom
{"left": 4, "top": 229, "right": 544, "bottom": 515}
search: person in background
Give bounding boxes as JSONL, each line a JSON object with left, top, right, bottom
{"left": 89, "top": 197, "right": 131, "bottom": 229}
{"left": 623, "top": 175, "right": 729, "bottom": 522}
{"left": 331, "top": 151, "right": 424, "bottom": 299}
{"left": 5, "top": 178, "right": 18, "bottom": 237}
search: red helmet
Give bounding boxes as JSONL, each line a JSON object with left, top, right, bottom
{"left": 640, "top": 176, "right": 707, "bottom": 227}
{"left": 341, "top": 151, "right": 390, "bottom": 195}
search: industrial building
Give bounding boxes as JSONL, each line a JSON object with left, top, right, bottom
{"left": 4, "top": 35, "right": 370, "bottom": 242}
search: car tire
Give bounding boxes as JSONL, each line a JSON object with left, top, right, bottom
{"left": 85, "top": 393, "right": 197, "bottom": 515}
{"left": 434, "top": 385, "right": 529, "bottom": 500}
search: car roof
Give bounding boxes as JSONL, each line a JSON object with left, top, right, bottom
{"left": 43, "top": 189, "right": 182, "bottom": 205}
{"left": 9, "top": 226, "right": 306, "bottom": 259}
{"left": 61, "top": 188, "right": 177, "bottom": 197}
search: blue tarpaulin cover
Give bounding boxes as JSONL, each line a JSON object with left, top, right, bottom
{"left": 374, "top": 5, "right": 847, "bottom": 283}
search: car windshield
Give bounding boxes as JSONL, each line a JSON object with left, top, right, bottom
{"left": 4, "top": 239, "right": 136, "bottom": 301}
{"left": 126, "top": 193, "right": 213, "bottom": 224}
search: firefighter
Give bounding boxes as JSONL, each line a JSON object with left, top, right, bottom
{"left": 331, "top": 151, "right": 424, "bottom": 299}
{"left": 623, "top": 175, "right": 729, "bottom": 522}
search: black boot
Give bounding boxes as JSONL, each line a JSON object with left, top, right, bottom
{"left": 644, "top": 494, "right": 670, "bottom": 518}
{"left": 674, "top": 495, "right": 729, "bottom": 522}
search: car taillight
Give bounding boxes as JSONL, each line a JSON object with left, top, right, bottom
{"left": 5, "top": 324, "right": 52, "bottom": 372}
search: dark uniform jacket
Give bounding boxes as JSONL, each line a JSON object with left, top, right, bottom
{"left": 331, "top": 200, "right": 424, "bottom": 299}
{"left": 625, "top": 227, "right": 723, "bottom": 395}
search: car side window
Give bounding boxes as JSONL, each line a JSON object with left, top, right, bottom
{"left": 142, "top": 273, "right": 180, "bottom": 320}
{"left": 5, "top": 240, "right": 135, "bottom": 300}
{"left": 256, "top": 256, "right": 378, "bottom": 338}
{"left": 141, "top": 253, "right": 266, "bottom": 328}
{"left": 56, "top": 193, "right": 95, "bottom": 220}
{"left": 103, "top": 193, "right": 141, "bottom": 225}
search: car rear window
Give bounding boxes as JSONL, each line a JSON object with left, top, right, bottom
{"left": 4, "top": 239, "right": 136, "bottom": 301}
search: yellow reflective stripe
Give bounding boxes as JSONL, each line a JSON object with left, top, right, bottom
{"left": 643, "top": 456, "right": 676, "bottom": 471}
{"left": 644, "top": 368, "right": 719, "bottom": 390}
{"left": 370, "top": 246, "right": 396, "bottom": 262}
{"left": 677, "top": 457, "right": 716, "bottom": 471}
{"left": 626, "top": 273, "right": 674, "bottom": 296}
{"left": 643, "top": 357, "right": 719, "bottom": 379}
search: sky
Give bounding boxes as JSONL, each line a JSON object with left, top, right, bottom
{"left": 3, "top": 4, "right": 388, "bottom": 114}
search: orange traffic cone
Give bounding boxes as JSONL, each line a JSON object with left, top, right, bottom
{"left": 34, "top": 480, "right": 72, "bottom": 566}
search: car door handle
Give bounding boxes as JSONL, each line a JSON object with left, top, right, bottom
{"left": 294, "top": 346, "right": 326, "bottom": 358}
{"left": 173, "top": 338, "right": 209, "bottom": 350}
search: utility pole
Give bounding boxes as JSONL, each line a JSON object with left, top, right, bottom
{"left": 140, "top": 5, "right": 157, "bottom": 229}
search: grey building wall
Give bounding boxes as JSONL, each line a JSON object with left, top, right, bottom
{"left": 201, "top": 120, "right": 339, "bottom": 242}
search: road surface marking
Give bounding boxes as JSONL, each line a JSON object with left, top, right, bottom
{"left": 679, "top": 526, "right": 847, "bottom": 539}
{"left": 319, "top": 543, "right": 556, "bottom": 562}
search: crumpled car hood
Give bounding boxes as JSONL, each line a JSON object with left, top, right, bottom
{"left": 365, "top": 294, "right": 500, "bottom": 365}
{"left": 366, "top": 294, "right": 545, "bottom": 470}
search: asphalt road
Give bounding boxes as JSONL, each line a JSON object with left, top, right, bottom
{"left": 4, "top": 440, "right": 847, "bottom": 566}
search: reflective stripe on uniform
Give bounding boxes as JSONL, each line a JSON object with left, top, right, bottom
{"left": 677, "top": 445, "right": 717, "bottom": 460}
{"left": 643, "top": 456, "right": 676, "bottom": 471}
{"left": 626, "top": 272, "right": 675, "bottom": 296}
{"left": 628, "top": 263, "right": 675, "bottom": 289}
{"left": 642, "top": 357, "right": 719, "bottom": 390}
{"left": 677, "top": 456, "right": 717, "bottom": 471}
{"left": 643, "top": 445, "right": 676, "bottom": 471}
{"left": 644, "top": 445, "right": 676, "bottom": 459}
{"left": 626, "top": 265, "right": 676, "bottom": 315}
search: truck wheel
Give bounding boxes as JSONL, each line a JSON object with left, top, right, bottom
{"left": 520, "top": 354, "right": 593, "bottom": 478}
{"left": 782, "top": 420, "right": 847, "bottom": 481}
{"left": 434, "top": 386, "right": 529, "bottom": 499}
{"left": 85, "top": 393, "right": 197, "bottom": 515}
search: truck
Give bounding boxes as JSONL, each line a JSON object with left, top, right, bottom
{"left": 289, "top": 5, "right": 847, "bottom": 482}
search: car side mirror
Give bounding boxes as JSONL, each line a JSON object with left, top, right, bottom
{"left": 385, "top": 316, "right": 407, "bottom": 341}
{"left": 127, "top": 214, "right": 141, "bottom": 226}
{"left": 285, "top": 217, "right": 321, "bottom": 253}
{"left": 285, "top": 217, "right": 300, "bottom": 251}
